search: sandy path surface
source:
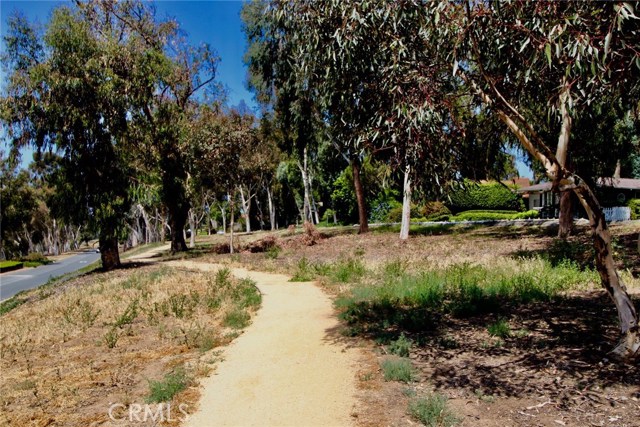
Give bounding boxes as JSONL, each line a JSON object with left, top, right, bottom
{"left": 163, "top": 260, "right": 360, "bottom": 427}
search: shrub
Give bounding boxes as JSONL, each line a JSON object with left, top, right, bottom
{"left": 387, "top": 334, "right": 412, "bottom": 357}
{"left": 19, "top": 253, "right": 52, "bottom": 267}
{"left": 419, "top": 201, "right": 452, "bottom": 220}
{"left": 381, "top": 357, "right": 415, "bottom": 382}
{"left": 385, "top": 205, "right": 405, "bottom": 223}
{"left": 628, "top": 198, "right": 640, "bottom": 220}
{"left": 447, "top": 180, "right": 524, "bottom": 213}
{"left": 408, "top": 394, "right": 459, "bottom": 427}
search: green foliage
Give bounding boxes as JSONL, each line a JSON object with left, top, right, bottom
{"left": 387, "top": 334, "right": 412, "bottom": 357}
{"left": 628, "top": 199, "right": 640, "bottom": 220}
{"left": 146, "top": 367, "right": 191, "bottom": 403}
{"left": 408, "top": 393, "right": 459, "bottom": 427}
{"left": 487, "top": 319, "right": 511, "bottom": 339}
{"left": 447, "top": 181, "right": 524, "bottom": 213}
{"left": 381, "top": 357, "right": 415, "bottom": 383}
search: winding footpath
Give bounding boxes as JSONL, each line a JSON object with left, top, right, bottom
{"left": 164, "top": 260, "right": 360, "bottom": 427}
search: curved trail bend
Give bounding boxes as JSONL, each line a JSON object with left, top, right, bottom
{"left": 166, "top": 261, "right": 360, "bottom": 427}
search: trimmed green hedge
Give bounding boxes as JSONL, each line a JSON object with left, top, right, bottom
{"left": 447, "top": 181, "right": 524, "bottom": 213}
{"left": 0, "top": 261, "right": 24, "bottom": 273}
{"left": 451, "top": 209, "right": 539, "bottom": 221}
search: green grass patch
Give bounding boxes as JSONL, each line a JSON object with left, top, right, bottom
{"left": 223, "top": 308, "right": 251, "bottom": 329}
{"left": 408, "top": 393, "right": 460, "bottom": 427}
{"left": 337, "top": 259, "right": 597, "bottom": 334}
{"left": 487, "top": 319, "right": 511, "bottom": 338}
{"left": 381, "top": 357, "right": 415, "bottom": 382}
{"left": 0, "top": 295, "right": 27, "bottom": 316}
{"left": 146, "top": 367, "right": 191, "bottom": 403}
{"left": 290, "top": 257, "right": 316, "bottom": 282}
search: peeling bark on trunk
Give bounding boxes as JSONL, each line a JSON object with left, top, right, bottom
{"left": 352, "top": 159, "right": 369, "bottom": 234}
{"left": 400, "top": 166, "right": 412, "bottom": 241}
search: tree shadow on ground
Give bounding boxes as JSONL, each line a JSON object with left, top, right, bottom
{"left": 422, "top": 293, "right": 639, "bottom": 405}
{"left": 341, "top": 292, "right": 639, "bottom": 403}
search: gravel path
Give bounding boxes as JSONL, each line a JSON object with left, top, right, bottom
{"left": 167, "top": 261, "right": 359, "bottom": 427}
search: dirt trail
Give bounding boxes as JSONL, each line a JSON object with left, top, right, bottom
{"left": 163, "top": 260, "right": 360, "bottom": 427}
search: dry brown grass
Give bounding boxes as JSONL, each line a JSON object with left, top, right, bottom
{"left": 0, "top": 263, "right": 259, "bottom": 427}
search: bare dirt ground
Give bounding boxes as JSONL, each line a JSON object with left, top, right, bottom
{"left": 171, "top": 261, "right": 362, "bottom": 427}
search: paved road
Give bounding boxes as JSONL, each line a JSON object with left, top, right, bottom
{"left": 0, "top": 251, "right": 101, "bottom": 301}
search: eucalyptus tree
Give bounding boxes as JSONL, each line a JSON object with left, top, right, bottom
{"left": 246, "top": 0, "right": 464, "bottom": 235}
{"left": 0, "top": 3, "right": 166, "bottom": 269}
{"left": 432, "top": 1, "right": 640, "bottom": 357}
{"left": 242, "top": 0, "right": 325, "bottom": 227}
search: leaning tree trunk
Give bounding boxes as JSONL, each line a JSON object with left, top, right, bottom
{"left": 558, "top": 191, "right": 573, "bottom": 239}
{"left": 352, "top": 159, "right": 369, "bottom": 234}
{"left": 573, "top": 183, "right": 639, "bottom": 358}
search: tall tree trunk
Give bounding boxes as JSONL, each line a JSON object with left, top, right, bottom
{"left": 352, "top": 159, "right": 369, "bottom": 234}
{"left": 556, "top": 84, "right": 573, "bottom": 240}
{"left": 169, "top": 208, "right": 188, "bottom": 252}
{"left": 239, "top": 186, "right": 251, "bottom": 233}
{"left": 220, "top": 203, "right": 227, "bottom": 234}
{"left": 400, "top": 166, "right": 412, "bottom": 240}
{"left": 298, "top": 147, "right": 312, "bottom": 223}
{"left": 229, "top": 194, "right": 235, "bottom": 254}
{"left": 99, "top": 234, "right": 120, "bottom": 271}
{"left": 267, "top": 186, "right": 276, "bottom": 231}
{"left": 558, "top": 191, "right": 573, "bottom": 239}
{"left": 188, "top": 209, "right": 196, "bottom": 248}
